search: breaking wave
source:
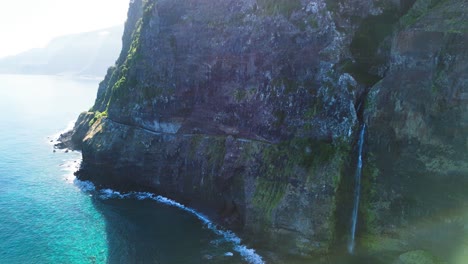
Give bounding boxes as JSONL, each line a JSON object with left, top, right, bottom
{"left": 74, "top": 180, "right": 265, "bottom": 264}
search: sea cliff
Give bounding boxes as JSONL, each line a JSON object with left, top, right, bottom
{"left": 63, "top": 0, "right": 468, "bottom": 262}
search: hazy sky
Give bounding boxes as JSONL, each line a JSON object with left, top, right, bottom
{"left": 0, "top": 0, "right": 130, "bottom": 58}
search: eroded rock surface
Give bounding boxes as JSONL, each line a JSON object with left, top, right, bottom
{"left": 64, "top": 0, "right": 468, "bottom": 261}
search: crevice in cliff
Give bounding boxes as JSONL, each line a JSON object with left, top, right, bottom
{"left": 333, "top": 92, "right": 369, "bottom": 253}
{"left": 322, "top": 3, "right": 413, "bottom": 250}
{"left": 334, "top": 3, "right": 430, "bottom": 251}
{"left": 331, "top": 7, "right": 410, "bottom": 250}
{"left": 332, "top": 7, "right": 408, "bottom": 251}
{"left": 346, "top": 11, "right": 399, "bottom": 87}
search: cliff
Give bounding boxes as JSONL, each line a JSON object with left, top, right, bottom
{"left": 65, "top": 0, "right": 468, "bottom": 262}
{"left": 362, "top": 0, "right": 468, "bottom": 260}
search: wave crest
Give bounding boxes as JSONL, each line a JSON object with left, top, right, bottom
{"left": 73, "top": 179, "right": 265, "bottom": 264}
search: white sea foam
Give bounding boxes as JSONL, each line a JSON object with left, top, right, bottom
{"left": 74, "top": 179, "right": 96, "bottom": 192}
{"left": 87, "top": 188, "right": 265, "bottom": 264}
{"left": 49, "top": 120, "right": 76, "bottom": 145}
{"left": 152, "top": 195, "right": 263, "bottom": 263}
{"left": 60, "top": 159, "right": 81, "bottom": 171}
{"left": 99, "top": 189, "right": 127, "bottom": 199}
{"left": 60, "top": 159, "right": 81, "bottom": 183}
{"left": 70, "top": 177, "right": 265, "bottom": 264}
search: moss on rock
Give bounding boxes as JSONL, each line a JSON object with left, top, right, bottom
{"left": 397, "top": 250, "right": 447, "bottom": 264}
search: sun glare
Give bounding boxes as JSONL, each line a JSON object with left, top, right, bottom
{"left": 0, "top": 0, "right": 130, "bottom": 58}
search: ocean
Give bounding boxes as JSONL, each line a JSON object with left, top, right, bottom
{"left": 0, "top": 74, "right": 262, "bottom": 264}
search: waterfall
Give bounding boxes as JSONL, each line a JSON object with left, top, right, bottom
{"left": 348, "top": 124, "right": 366, "bottom": 254}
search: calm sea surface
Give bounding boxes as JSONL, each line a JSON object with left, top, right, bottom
{"left": 0, "top": 74, "right": 259, "bottom": 264}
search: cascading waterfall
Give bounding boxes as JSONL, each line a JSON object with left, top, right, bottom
{"left": 348, "top": 124, "right": 366, "bottom": 254}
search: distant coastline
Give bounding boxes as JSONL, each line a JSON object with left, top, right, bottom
{"left": 0, "top": 25, "right": 123, "bottom": 78}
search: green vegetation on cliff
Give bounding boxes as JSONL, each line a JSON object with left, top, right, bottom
{"left": 257, "top": 0, "right": 301, "bottom": 17}
{"left": 89, "top": 111, "right": 108, "bottom": 127}
{"left": 253, "top": 138, "right": 349, "bottom": 223}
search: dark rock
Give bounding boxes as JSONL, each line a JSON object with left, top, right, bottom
{"left": 55, "top": 112, "right": 95, "bottom": 150}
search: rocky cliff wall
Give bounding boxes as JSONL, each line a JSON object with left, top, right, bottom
{"left": 65, "top": 0, "right": 468, "bottom": 261}
{"left": 361, "top": 0, "right": 468, "bottom": 260}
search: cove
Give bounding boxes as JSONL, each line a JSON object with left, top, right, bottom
{"left": 0, "top": 74, "right": 255, "bottom": 264}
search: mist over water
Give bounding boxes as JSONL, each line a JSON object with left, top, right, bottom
{"left": 0, "top": 74, "right": 256, "bottom": 264}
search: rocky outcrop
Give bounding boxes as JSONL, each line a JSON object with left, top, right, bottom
{"left": 65, "top": 0, "right": 467, "bottom": 262}
{"left": 56, "top": 112, "right": 95, "bottom": 150}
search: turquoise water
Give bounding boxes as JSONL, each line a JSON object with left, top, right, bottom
{"left": 0, "top": 74, "right": 261, "bottom": 264}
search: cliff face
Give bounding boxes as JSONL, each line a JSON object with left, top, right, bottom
{"left": 68, "top": 0, "right": 467, "bottom": 261}
{"left": 362, "top": 0, "right": 468, "bottom": 257}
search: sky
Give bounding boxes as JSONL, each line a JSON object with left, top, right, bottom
{"left": 0, "top": 0, "right": 130, "bottom": 58}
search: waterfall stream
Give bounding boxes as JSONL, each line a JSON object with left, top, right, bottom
{"left": 348, "top": 124, "right": 366, "bottom": 254}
